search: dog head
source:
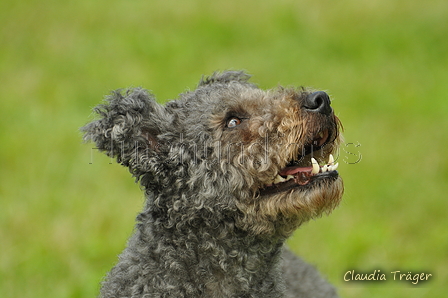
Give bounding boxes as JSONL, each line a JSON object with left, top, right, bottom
{"left": 82, "top": 71, "right": 343, "bottom": 238}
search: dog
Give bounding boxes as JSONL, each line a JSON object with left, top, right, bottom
{"left": 82, "top": 71, "right": 343, "bottom": 297}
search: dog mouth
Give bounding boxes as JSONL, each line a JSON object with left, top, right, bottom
{"left": 261, "top": 129, "right": 339, "bottom": 196}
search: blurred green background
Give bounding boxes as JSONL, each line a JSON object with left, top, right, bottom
{"left": 1, "top": 0, "right": 447, "bottom": 297}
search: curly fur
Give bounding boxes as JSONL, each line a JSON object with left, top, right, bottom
{"left": 82, "top": 71, "right": 343, "bottom": 298}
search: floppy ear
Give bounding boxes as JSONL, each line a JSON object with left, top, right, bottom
{"left": 82, "top": 88, "right": 169, "bottom": 173}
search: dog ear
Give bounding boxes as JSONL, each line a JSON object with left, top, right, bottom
{"left": 82, "top": 88, "right": 169, "bottom": 172}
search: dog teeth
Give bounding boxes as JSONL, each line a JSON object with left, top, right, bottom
{"left": 311, "top": 156, "right": 339, "bottom": 174}
{"left": 273, "top": 156, "right": 339, "bottom": 184}
{"left": 273, "top": 175, "right": 286, "bottom": 184}
{"left": 273, "top": 174, "right": 295, "bottom": 184}
{"left": 328, "top": 162, "right": 339, "bottom": 172}
{"left": 311, "top": 158, "right": 320, "bottom": 174}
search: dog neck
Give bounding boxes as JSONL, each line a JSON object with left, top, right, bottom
{"left": 117, "top": 196, "right": 287, "bottom": 297}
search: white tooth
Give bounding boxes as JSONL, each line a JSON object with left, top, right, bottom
{"left": 273, "top": 175, "right": 286, "bottom": 184}
{"left": 328, "top": 154, "right": 334, "bottom": 166}
{"left": 286, "top": 175, "right": 295, "bottom": 180}
{"left": 311, "top": 158, "right": 320, "bottom": 174}
{"left": 321, "top": 165, "right": 328, "bottom": 173}
{"left": 332, "top": 162, "right": 339, "bottom": 171}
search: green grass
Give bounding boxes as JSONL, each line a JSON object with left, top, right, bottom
{"left": 1, "top": 0, "right": 447, "bottom": 297}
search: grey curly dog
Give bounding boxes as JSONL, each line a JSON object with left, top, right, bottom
{"left": 82, "top": 71, "right": 344, "bottom": 298}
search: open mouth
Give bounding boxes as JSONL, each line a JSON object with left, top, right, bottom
{"left": 261, "top": 129, "right": 339, "bottom": 195}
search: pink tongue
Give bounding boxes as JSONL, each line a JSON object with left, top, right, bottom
{"left": 279, "top": 166, "right": 313, "bottom": 176}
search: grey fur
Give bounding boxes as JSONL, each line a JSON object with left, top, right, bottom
{"left": 82, "top": 71, "right": 342, "bottom": 298}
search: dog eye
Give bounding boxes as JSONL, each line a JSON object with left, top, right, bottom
{"left": 227, "top": 117, "right": 242, "bottom": 128}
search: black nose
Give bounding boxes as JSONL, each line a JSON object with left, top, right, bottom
{"left": 303, "top": 91, "right": 332, "bottom": 115}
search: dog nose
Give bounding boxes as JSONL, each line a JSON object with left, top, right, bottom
{"left": 303, "top": 91, "right": 332, "bottom": 115}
